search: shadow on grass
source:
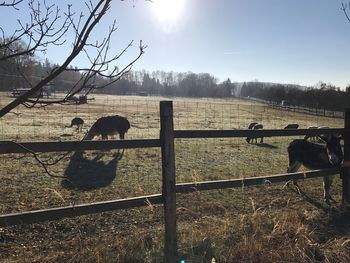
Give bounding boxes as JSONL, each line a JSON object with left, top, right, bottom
{"left": 61, "top": 151, "right": 123, "bottom": 190}
{"left": 253, "top": 143, "right": 278, "bottom": 149}
{"left": 287, "top": 183, "right": 329, "bottom": 212}
{"left": 287, "top": 183, "right": 350, "bottom": 243}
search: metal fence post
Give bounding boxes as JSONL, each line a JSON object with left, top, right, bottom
{"left": 160, "top": 100, "right": 178, "bottom": 262}
{"left": 341, "top": 109, "right": 350, "bottom": 203}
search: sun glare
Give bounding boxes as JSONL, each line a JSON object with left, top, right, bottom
{"left": 152, "top": 0, "right": 185, "bottom": 31}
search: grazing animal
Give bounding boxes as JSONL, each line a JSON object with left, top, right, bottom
{"left": 84, "top": 115, "right": 130, "bottom": 140}
{"left": 287, "top": 135, "right": 343, "bottom": 204}
{"left": 66, "top": 117, "right": 84, "bottom": 132}
{"left": 284, "top": 123, "right": 299, "bottom": 129}
{"left": 246, "top": 122, "right": 263, "bottom": 143}
{"left": 247, "top": 122, "right": 258, "bottom": 130}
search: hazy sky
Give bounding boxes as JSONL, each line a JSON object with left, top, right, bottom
{"left": 1, "top": 0, "right": 350, "bottom": 88}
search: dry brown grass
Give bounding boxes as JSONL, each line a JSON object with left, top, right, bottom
{"left": 0, "top": 93, "right": 348, "bottom": 262}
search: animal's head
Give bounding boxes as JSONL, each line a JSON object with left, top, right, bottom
{"left": 322, "top": 135, "right": 343, "bottom": 165}
{"left": 83, "top": 126, "right": 98, "bottom": 140}
{"left": 248, "top": 122, "right": 258, "bottom": 129}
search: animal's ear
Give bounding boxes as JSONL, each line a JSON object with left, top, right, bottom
{"left": 318, "top": 135, "right": 328, "bottom": 142}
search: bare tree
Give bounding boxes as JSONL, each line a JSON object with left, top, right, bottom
{"left": 0, "top": 0, "right": 23, "bottom": 9}
{"left": 342, "top": 2, "right": 350, "bottom": 22}
{"left": 0, "top": 0, "right": 146, "bottom": 117}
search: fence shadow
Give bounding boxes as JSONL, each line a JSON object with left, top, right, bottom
{"left": 254, "top": 143, "right": 278, "bottom": 149}
{"left": 62, "top": 150, "right": 123, "bottom": 190}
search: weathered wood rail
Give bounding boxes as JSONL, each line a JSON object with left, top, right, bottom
{"left": 0, "top": 168, "right": 340, "bottom": 225}
{"left": 0, "top": 101, "right": 349, "bottom": 263}
{"left": 0, "top": 129, "right": 344, "bottom": 154}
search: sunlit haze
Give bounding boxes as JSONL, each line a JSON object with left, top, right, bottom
{"left": 152, "top": 0, "right": 185, "bottom": 32}
{"left": 1, "top": 0, "right": 350, "bottom": 88}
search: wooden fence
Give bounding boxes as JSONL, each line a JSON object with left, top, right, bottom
{"left": 269, "top": 103, "right": 345, "bottom": 119}
{"left": 0, "top": 101, "right": 349, "bottom": 263}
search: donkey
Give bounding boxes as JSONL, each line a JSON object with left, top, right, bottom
{"left": 84, "top": 115, "right": 130, "bottom": 140}
{"left": 284, "top": 123, "right": 299, "bottom": 129}
{"left": 246, "top": 122, "right": 263, "bottom": 144}
{"left": 66, "top": 117, "right": 84, "bottom": 132}
{"left": 287, "top": 135, "right": 343, "bottom": 204}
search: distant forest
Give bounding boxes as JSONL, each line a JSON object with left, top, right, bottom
{"left": 1, "top": 42, "right": 350, "bottom": 112}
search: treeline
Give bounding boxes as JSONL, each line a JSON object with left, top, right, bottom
{"left": 96, "top": 70, "right": 236, "bottom": 98}
{"left": 240, "top": 82, "right": 350, "bottom": 112}
{"left": 1, "top": 40, "right": 350, "bottom": 112}
{"left": 0, "top": 41, "right": 236, "bottom": 97}
{"left": 0, "top": 54, "right": 237, "bottom": 98}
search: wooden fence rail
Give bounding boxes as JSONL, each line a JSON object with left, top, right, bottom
{"left": 176, "top": 168, "right": 340, "bottom": 193}
{"left": 0, "top": 194, "right": 163, "bottom": 226}
{"left": 0, "top": 168, "right": 340, "bottom": 228}
{"left": 174, "top": 128, "right": 344, "bottom": 139}
{"left": 0, "top": 101, "right": 349, "bottom": 263}
{"left": 0, "top": 139, "right": 160, "bottom": 154}
{"left": 0, "top": 128, "right": 344, "bottom": 154}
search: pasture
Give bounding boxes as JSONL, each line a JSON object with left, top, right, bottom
{"left": 0, "top": 94, "right": 349, "bottom": 262}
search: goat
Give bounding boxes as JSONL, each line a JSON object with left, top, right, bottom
{"left": 287, "top": 135, "right": 343, "bottom": 204}
{"left": 66, "top": 117, "right": 84, "bottom": 132}
{"left": 284, "top": 123, "right": 299, "bottom": 129}
{"left": 246, "top": 122, "right": 263, "bottom": 143}
{"left": 84, "top": 115, "right": 130, "bottom": 140}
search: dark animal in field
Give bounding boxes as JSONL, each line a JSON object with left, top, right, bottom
{"left": 84, "top": 115, "right": 130, "bottom": 140}
{"left": 247, "top": 122, "right": 258, "bottom": 130}
{"left": 246, "top": 122, "right": 263, "bottom": 143}
{"left": 284, "top": 123, "right": 299, "bottom": 129}
{"left": 66, "top": 117, "right": 84, "bottom": 132}
{"left": 287, "top": 135, "right": 343, "bottom": 204}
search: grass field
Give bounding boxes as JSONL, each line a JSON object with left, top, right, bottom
{"left": 0, "top": 94, "right": 349, "bottom": 262}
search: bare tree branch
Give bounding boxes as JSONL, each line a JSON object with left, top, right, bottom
{"left": 0, "top": 0, "right": 72, "bottom": 60}
{"left": 8, "top": 141, "right": 70, "bottom": 178}
{"left": 0, "top": 0, "right": 146, "bottom": 116}
{"left": 341, "top": 2, "right": 350, "bottom": 22}
{"left": 0, "top": 0, "right": 23, "bottom": 9}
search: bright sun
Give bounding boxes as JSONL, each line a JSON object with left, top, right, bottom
{"left": 152, "top": 0, "right": 185, "bottom": 31}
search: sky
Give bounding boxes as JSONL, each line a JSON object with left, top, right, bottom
{"left": 1, "top": 0, "right": 350, "bottom": 88}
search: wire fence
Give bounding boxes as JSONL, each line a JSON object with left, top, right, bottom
{"left": 0, "top": 93, "right": 345, "bottom": 214}
{"left": 0, "top": 93, "right": 343, "bottom": 142}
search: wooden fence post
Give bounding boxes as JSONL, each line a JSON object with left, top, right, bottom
{"left": 160, "top": 101, "right": 178, "bottom": 262}
{"left": 341, "top": 109, "right": 350, "bottom": 203}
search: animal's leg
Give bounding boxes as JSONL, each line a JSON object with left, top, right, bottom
{"left": 119, "top": 148, "right": 125, "bottom": 156}
{"left": 323, "top": 175, "right": 335, "bottom": 204}
{"left": 260, "top": 137, "right": 263, "bottom": 143}
{"left": 102, "top": 135, "right": 108, "bottom": 140}
{"left": 287, "top": 161, "right": 302, "bottom": 194}
{"left": 287, "top": 161, "right": 301, "bottom": 173}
